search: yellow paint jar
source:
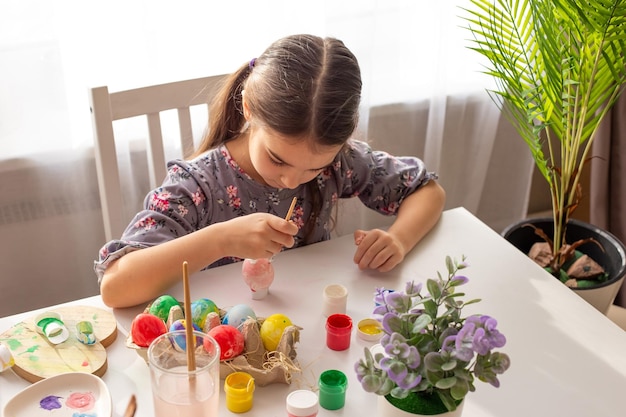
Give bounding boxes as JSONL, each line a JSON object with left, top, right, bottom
{"left": 224, "top": 371, "right": 255, "bottom": 413}
{"left": 357, "top": 318, "right": 383, "bottom": 342}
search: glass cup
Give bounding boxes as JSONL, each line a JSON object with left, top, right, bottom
{"left": 148, "top": 330, "right": 221, "bottom": 417}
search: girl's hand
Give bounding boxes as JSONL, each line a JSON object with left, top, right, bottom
{"left": 220, "top": 213, "right": 298, "bottom": 259}
{"left": 353, "top": 229, "right": 406, "bottom": 272}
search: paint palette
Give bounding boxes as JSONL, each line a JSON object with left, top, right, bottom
{"left": 0, "top": 306, "right": 117, "bottom": 383}
{"left": 3, "top": 372, "right": 112, "bottom": 417}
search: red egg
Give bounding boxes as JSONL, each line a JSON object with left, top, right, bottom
{"left": 130, "top": 313, "right": 167, "bottom": 347}
{"left": 206, "top": 325, "right": 244, "bottom": 360}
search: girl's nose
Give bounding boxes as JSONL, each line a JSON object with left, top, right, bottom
{"left": 280, "top": 172, "right": 302, "bottom": 189}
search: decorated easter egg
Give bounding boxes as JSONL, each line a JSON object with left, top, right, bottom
{"left": 207, "top": 325, "right": 245, "bottom": 360}
{"left": 169, "top": 319, "right": 202, "bottom": 350}
{"left": 130, "top": 313, "right": 167, "bottom": 347}
{"left": 260, "top": 314, "right": 292, "bottom": 352}
{"left": 191, "top": 298, "right": 219, "bottom": 329}
{"left": 223, "top": 304, "right": 257, "bottom": 329}
{"left": 169, "top": 319, "right": 202, "bottom": 332}
{"left": 148, "top": 295, "right": 179, "bottom": 321}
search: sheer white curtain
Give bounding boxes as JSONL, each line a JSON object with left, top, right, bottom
{"left": 0, "top": 1, "right": 533, "bottom": 315}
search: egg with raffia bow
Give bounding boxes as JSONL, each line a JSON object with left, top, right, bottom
{"left": 207, "top": 325, "right": 244, "bottom": 360}
{"left": 260, "top": 314, "right": 292, "bottom": 351}
{"left": 223, "top": 304, "right": 256, "bottom": 329}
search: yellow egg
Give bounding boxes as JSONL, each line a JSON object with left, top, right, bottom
{"left": 259, "top": 313, "right": 292, "bottom": 351}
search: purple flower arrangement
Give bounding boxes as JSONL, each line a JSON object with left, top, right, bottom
{"left": 354, "top": 256, "right": 511, "bottom": 412}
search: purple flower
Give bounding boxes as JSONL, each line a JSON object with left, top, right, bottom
{"left": 404, "top": 281, "right": 423, "bottom": 296}
{"left": 472, "top": 316, "right": 506, "bottom": 355}
{"left": 380, "top": 357, "right": 422, "bottom": 390}
{"left": 456, "top": 315, "right": 507, "bottom": 358}
{"left": 454, "top": 321, "right": 477, "bottom": 361}
{"left": 451, "top": 275, "right": 469, "bottom": 285}
{"left": 384, "top": 291, "right": 412, "bottom": 313}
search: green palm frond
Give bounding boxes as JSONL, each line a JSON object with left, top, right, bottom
{"left": 462, "top": 0, "right": 626, "bottom": 258}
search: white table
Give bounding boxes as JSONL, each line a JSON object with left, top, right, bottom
{"left": 2, "top": 207, "right": 625, "bottom": 416}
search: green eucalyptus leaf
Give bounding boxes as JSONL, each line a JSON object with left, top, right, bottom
{"left": 435, "top": 376, "right": 458, "bottom": 389}
{"left": 377, "top": 377, "right": 396, "bottom": 396}
{"left": 424, "top": 352, "right": 444, "bottom": 371}
{"left": 438, "top": 391, "right": 458, "bottom": 412}
{"left": 462, "top": 298, "right": 482, "bottom": 306}
{"left": 412, "top": 313, "right": 432, "bottom": 333}
{"left": 451, "top": 378, "right": 470, "bottom": 400}
{"left": 441, "top": 360, "right": 458, "bottom": 371}
{"left": 446, "top": 255, "right": 455, "bottom": 274}
{"left": 384, "top": 314, "right": 404, "bottom": 334}
{"left": 390, "top": 386, "right": 410, "bottom": 399}
{"left": 427, "top": 278, "right": 442, "bottom": 300}
{"left": 424, "top": 299, "right": 438, "bottom": 318}
{"left": 361, "top": 374, "right": 384, "bottom": 393}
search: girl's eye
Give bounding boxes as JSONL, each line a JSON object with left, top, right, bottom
{"left": 269, "top": 157, "right": 285, "bottom": 167}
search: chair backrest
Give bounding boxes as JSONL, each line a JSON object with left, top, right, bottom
{"left": 89, "top": 74, "right": 227, "bottom": 242}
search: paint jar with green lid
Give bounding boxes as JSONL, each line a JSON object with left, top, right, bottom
{"left": 318, "top": 369, "right": 348, "bottom": 410}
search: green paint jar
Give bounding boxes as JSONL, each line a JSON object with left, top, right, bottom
{"left": 318, "top": 369, "right": 347, "bottom": 410}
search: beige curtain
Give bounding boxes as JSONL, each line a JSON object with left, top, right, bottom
{"left": 590, "top": 91, "right": 626, "bottom": 307}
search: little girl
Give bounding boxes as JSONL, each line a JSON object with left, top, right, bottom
{"left": 95, "top": 34, "right": 445, "bottom": 308}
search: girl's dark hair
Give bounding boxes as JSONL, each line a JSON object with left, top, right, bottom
{"left": 193, "top": 34, "right": 362, "bottom": 240}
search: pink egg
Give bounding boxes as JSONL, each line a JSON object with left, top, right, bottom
{"left": 241, "top": 258, "right": 274, "bottom": 289}
{"left": 206, "top": 325, "right": 245, "bottom": 360}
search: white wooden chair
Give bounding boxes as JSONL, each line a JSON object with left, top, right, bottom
{"left": 89, "top": 74, "right": 227, "bottom": 242}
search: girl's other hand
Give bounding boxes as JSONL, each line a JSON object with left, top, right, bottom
{"left": 353, "top": 229, "right": 406, "bottom": 272}
{"left": 222, "top": 213, "right": 298, "bottom": 259}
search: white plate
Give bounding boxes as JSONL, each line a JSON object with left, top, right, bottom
{"left": 3, "top": 372, "right": 112, "bottom": 417}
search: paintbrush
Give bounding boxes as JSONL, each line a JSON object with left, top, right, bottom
{"left": 269, "top": 197, "right": 297, "bottom": 263}
{"left": 124, "top": 394, "right": 136, "bottom": 417}
{"left": 182, "top": 261, "right": 196, "bottom": 376}
{"left": 285, "top": 196, "right": 297, "bottom": 221}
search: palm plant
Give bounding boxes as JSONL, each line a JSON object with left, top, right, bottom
{"left": 463, "top": 0, "right": 626, "bottom": 276}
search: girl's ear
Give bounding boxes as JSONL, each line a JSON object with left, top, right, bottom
{"left": 241, "top": 90, "right": 252, "bottom": 121}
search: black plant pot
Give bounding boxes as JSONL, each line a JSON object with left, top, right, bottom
{"left": 502, "top": 217, "right": 626, "bottom": 314}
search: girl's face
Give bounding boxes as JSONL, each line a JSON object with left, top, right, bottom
{"left": 247, "top": 125, "right": 342, "bottom": 189}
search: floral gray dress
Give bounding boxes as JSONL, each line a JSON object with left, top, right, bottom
{"left": 94, "top": 139, "right": 436, "bottom": 281}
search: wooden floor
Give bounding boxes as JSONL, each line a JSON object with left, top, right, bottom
{"left": 608, "top": 305, "right": 626, "bottom": 331}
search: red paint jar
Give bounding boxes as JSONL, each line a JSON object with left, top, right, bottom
{"left": 325, "top": 314, "right": 353, "bottom": 351}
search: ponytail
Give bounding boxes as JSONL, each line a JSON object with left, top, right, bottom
{"left": 191, "top": 62, "right": 251, "bottom": 157}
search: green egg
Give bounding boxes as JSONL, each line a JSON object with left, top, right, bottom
{"left": 148, "top": 295, "right": 180, "bottom": 321}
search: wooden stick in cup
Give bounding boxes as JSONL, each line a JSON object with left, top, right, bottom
{"left": 285, "top": 197, "right": 297, "bottom": 221}
{"left": 182, "top": 261, "right": 196, "bottom": 373}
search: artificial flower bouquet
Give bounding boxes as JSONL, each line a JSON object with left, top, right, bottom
{"left": 354, "top": 256, "right": 511, "bottom": 414}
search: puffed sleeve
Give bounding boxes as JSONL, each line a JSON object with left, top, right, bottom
{"left": 334, "top": 139, "right": 437, "bottom": 215}
{"left": 94, "top": 160, "right": 211, "bottom": 282}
